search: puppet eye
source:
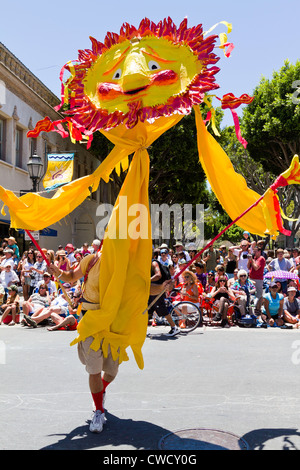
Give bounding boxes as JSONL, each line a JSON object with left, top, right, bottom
{"left": 148, "top": 60, "right": 160, "bottom": 71}
{"left": 112, "top": 68, "right": 122, "bottom": 80}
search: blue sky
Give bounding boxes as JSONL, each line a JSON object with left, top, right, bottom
{"left": 2, "top": 0, "right": 300, "bottom": 126}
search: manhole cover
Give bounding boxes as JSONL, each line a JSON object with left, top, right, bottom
{"left": 158, "top": 428, "right": 249, "bottom": 450}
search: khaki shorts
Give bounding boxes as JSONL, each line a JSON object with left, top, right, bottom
{"left": 77, "top": 336, "right": 119, "bottom": 376}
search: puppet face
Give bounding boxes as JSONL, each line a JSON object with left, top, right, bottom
{"left": 56, "top": 18, "right": 221, "bottom": 131}
{"left": 83, "top": 36, "right": 201, "bottom": 115}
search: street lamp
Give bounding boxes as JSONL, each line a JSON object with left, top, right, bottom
{"left": 27, "top": 150, "right": 43, "bottom": 192}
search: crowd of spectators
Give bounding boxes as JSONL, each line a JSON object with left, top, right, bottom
{"left": 0, "top": 237, "right": 102, "bottom": 327}
{"left": 1, "top": 231, "right": 300, "bottom": 330}
{"left": 154, "top": 232, "right": 300, "bottom": 329}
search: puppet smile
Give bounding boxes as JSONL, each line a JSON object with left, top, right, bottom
{"left": 123, "top": 86, "right": 148, "bottom": 95}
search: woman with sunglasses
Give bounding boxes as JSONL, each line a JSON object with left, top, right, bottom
{"left": 22, "top": 284, "right": 51, "bottom": 325}
{"left": 210, "top": 276, "right": 236, "bottom": 327}
{"left": 261, "top": 281, "right": 284, "bottom": 327}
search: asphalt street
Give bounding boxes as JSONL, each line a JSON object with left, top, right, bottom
{"left": 1, "top": 322, "right": 300, "bottom": 450}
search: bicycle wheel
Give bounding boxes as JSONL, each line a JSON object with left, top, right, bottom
{"left": 170, "top": 301, "right": 202, "bottom": 333}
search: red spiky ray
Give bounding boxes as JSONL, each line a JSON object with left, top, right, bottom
{"left": 30, "top": 17, "right": 221, "bottom": 146}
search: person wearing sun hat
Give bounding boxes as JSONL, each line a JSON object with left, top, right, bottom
{"left": 65, "top": 243, "right": 76, "bottom": 264}
{"left": 282, "top": 286, "right": 300, "bottom": 327}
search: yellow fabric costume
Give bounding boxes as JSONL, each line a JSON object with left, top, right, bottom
{"left": 0, "top": 17, "right": 299, "bottom": 368}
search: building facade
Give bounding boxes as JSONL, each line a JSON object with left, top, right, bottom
{"left": 0, "top": 42, "right": 116, "bottom": 253}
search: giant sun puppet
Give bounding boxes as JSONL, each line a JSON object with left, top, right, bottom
{"left": 1, "top": 17, "right": 299, "bottom": 367}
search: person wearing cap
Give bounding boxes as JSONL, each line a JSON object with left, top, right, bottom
{"left": 158, "top": 249, "right": 173, "bottom": 268}
{"left": 36, "top": 272, "right": 57, "bottom": 298}
{"left": 65, "top": 243, "right": 76, "bottom": 264}
{"left": 0, "top": 264, "right": 19, "bottom": 295}
{"left": 282, "top": 286, "right": 300, "bottom": 326}
{"left": 0, "top": 248, "right": 15, "bottom": 271}
{"left": 174, "top": 241, "right": 191, "bottom": 262}
{"left": 262, "top": 281, "right": 284, "bottom": 326}
{"left": 0, "top": 285, "right": 20, "bottom": 326}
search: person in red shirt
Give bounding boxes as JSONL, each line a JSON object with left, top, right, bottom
{"left": 247, "top": 246, "right": 266, "bottom": 315}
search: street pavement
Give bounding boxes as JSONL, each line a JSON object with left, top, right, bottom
{"left": 1, "top": 322, "right": 300, "bottom": 450}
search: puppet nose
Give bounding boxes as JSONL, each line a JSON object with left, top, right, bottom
{"left": 121, "top": 53, "right": 150, "bottom": 93}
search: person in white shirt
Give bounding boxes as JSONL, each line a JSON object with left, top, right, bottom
{"left": 232, "top": 241, "right": 253, "bottom": 273}
{"left": 0, "top": 264, "right": 19, "bottom": 290}
{"left": 0, "top": 249, "right": 15, "bottom": 271}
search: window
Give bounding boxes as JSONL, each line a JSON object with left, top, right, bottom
{"left": 15, "top": 127, "right": 23, "bottom": 168}
{"left": 0, "top": 118, "right": 6, "bottom": 161}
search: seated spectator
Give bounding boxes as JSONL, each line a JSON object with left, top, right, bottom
{"left": 283, "top": 286, "right": 300, "bottom": 327}
{"left": 23, "top": 290, "right": 72, "bottom": 328}
{"left": 172, "top": 271, "right": 201, "bottom": 328}
{"left": 231, "top": 270, "right": 256, "bottom": 316}
{"left": 0, "top": 283, "right": 4, "bottom": 306}
{"left": 22, "top": 284, "right": 51, "bottom": 319}
{"left": 261, "top": 281, "right": 284, "bottom": 326}
{"left": 177, "top": 271, "right": 201, "bottom": 306}
{"left": 287, "top": 279, "right": 300, "bottom": 298}
{"left": 228, "top": 268, "right": 239, "bottom": 288}
{"left": 0, "top": 285, "right": 20, "bottom": 326}
{"left": 0, "top": 264, "right": 19, "bottom": 296}
{"left": 210, "top": 276, "right": 236, "bottom": 327}
{"left": 36, "top": 272, "right": 57, "bottom": 298}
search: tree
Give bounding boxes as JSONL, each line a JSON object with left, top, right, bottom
{"left": 242, "top": 60, "right": 300, "bottom": 173}
{"left": 225, "top": 61, "right": 300, "bottom": 246}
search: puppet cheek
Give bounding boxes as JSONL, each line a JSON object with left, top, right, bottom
{"left": 151, "top": 70, "right": 178, "bottom": 86}
{"left": 98, "top": 83, "right": 122, "bottom": 101}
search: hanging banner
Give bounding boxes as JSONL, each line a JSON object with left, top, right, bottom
{"left": 43, "top": 153, "right": 74, "bottom": 191}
